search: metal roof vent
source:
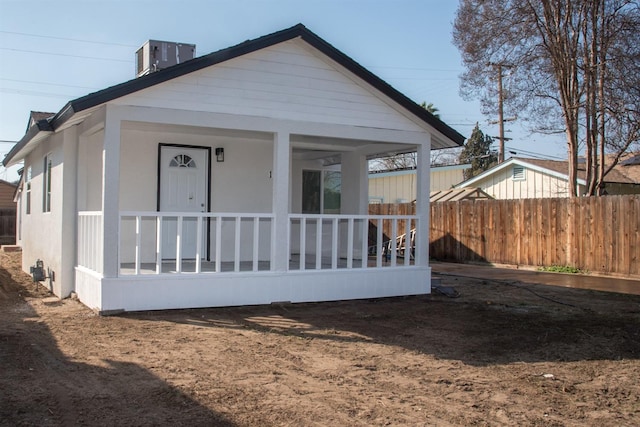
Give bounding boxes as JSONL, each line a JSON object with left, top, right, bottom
{"left": 135, "top": 40, "right": 196, "bottom": 77}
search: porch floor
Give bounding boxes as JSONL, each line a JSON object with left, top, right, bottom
{"left": 119, "top": 254, "right": 413, "bottom": 275}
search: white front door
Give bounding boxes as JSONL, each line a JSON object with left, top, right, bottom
{"left": 159, "top": 146, "right": 209, "bottom": 259}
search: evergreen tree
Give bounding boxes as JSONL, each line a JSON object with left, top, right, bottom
{"left": 458, "top": 123, "right": 498, "bottom": 180}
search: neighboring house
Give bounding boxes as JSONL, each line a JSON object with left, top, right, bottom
{"left": 455, "top": 157, "right": 640, "bottom": 199}
{"left": 0, "top": 179, "right": 17, "bottom": 245}
{"left": 368, "top": 163, "right": 471, "bottom": 204}
{"left": 3, "top": 24, "right": 464, "bottom": 313}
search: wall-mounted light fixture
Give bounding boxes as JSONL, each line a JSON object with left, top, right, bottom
{"left": 215, "top": 147, "right": 224, "bottom": 162}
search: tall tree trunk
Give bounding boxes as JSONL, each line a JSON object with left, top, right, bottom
{"left": 596, "top": 0, "right": 607, "bottom": 195}
{"left": 586, "top": 0, "right": 600, "bottom": 196}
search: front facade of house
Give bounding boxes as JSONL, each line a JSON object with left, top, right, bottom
{"left": 5, "top": 25, "right": 463, "bottom": 313}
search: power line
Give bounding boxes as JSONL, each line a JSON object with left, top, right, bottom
{"left": 0, "top": 78, "right": 98, "bottom": 90}
{"left": 0, "top": 47, "right": 132, "bottom": 63}
{"left": 0, "top": 88, "right": 75, "bottom": 99}
{"left": 367, "top": 65, "right": 462, "bottom": 72}
{"left": 0, "top": 30, "right": 137, "bottom": 48}
{"left": 505, "top": 145, "right": 565, "bottom": 160}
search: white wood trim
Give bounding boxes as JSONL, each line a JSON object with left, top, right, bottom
{"left": 415, "top": 137, "right": 430, "bottom": 266}
{"left": 271, "top": 131, "right": 290, "bottom": 272}
{"left": 98, "top": 267, "right": 432, "bottom": 312}
{"left": 102, "top": 105, "right": 122, "bottom": 278}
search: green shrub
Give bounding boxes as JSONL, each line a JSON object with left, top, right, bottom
{"left": 538, "top": 265, "right": 586, "bottom": 274}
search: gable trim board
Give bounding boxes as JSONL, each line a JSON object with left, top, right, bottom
{"left": 4, "top": 24, "right": 463, "bottom": 168}
{"left": 457, "top": 158, "right": 588, "bottom": 188}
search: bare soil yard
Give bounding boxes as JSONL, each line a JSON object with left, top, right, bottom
{"left": 1, "top": 251, "right": 639, "bottom": 426}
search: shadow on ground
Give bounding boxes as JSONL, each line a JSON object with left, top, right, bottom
{"left": 125, "top": 276, "right": 640, "bottom": 367}
{"left": 0, "top": 265, "right": 236, "bottom": 427}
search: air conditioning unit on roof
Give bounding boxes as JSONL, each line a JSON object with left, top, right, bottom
{"left": 135, "top": 40, "right": 196, "bottom": 77}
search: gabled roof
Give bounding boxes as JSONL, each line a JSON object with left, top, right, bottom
{"left": 27, "top": 111, "right": 55, "bottom": 132}
{"left": 454, "top": 158, "right": 580, "bottom": 188}
{"left": 456, "top": 156, "right": 638, "bottom": 189}
{"left": 4, "top": 24, "right": 465, "bottom": 167}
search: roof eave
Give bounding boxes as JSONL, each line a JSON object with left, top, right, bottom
{"left": 44, "top": 24, "right": 465, "bottom": 147}
{"left": 456, "top": 158, "right": 589, "bottom": 188}
{"left": 3, "top": 120, "right": 55, "bottom": 167}
{"left": 297, "top": 28, "right": 465, "bottom": 147}
{"left": 6, "top": 24, "right": 465, "bottom": 163}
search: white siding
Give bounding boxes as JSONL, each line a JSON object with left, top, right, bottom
{"left": 476, "top": 166, "right": 574, "bottom": 199}
{"left": 113, "top": 40, "right": 425, "bottom": 133}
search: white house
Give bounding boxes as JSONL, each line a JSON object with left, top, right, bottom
{"left": 368, "top": 163, "right": 471, "bottom": 204}
{"left": 4, "top": 24, "right": 464, "bottom": 313}
{"left": 455, "top": 157, "right": 640, "bottom": 199}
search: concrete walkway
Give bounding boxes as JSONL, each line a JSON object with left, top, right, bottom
{"left": 431, "top": 261, "right": 640, "bottom": 296}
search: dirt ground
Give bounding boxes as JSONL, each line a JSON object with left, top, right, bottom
{"left": 1, "top": 251, "right": 639, "bottom": 426}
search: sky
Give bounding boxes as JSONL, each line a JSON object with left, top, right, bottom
{"left": 0, "top": 0, "right": 568, "bottom": 182}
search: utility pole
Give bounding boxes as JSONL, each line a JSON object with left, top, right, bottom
{"left": 488, "top": 63, "right": 516, "bottom": 163}
{"left": 496, "top": 63, "right": 505, "bottom": 163}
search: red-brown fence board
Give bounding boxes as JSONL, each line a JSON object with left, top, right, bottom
{"left": 370, "top": 195, "right": 639, "bottom": 276}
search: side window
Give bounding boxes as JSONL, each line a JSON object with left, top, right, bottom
{"left": 25, "top": 166, "right": 32, "bottom": 214}
{"left": 43, "top": 154, "right": 52, "bottom": 212}
{"left": 302, "top": 170, "right": 341, "bottom": 214}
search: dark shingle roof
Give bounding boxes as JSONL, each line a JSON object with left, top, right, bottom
{"left": 4, "top": 24, "right": 464, "bottom": 167}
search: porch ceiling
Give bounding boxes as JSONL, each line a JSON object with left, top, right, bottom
{"left": 121, "top": 121, "right": 272, "bottom": 141}
{"left": 121, "top": 120, "right": 417, "bottom": 165}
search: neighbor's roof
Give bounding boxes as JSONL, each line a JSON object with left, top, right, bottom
{"left": 610, "top": 152, "right": 640, "bottom": 183}
{"left": 521, "top": 157, "right": 635, "bottom": 184}
{"left": 27, "top": 111, "right": 55, "bottom": 132}
{"left": 456, "top": 157, "right": 637, "bottom": 188}
{"left": 430, "top": 187, "right": 493, "bottom": 202}
{"left": 4, "top": 24, "right": 465, "bottom": 167}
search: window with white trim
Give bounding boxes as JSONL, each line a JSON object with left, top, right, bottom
{"left": 25, "top": 166, "right": 32, "bottom": 214}
{"left": 43, "top": 154, "right": 52, "bottom": 212}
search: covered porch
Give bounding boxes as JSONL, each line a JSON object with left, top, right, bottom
{"left": 73, "top": 104, "right": 433, "bottom": 312}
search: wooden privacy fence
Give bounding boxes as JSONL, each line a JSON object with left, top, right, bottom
{"left": 0, "top": 208, "right": 16, "bottom": 245}
{"left": 369, "top": 195, "right": 640, "bottom": 276}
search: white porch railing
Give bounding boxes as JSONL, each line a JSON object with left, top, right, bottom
{"left": 288, "top": 214, "right": 418, "bottom": 270}
{"left": 77, "top": 211, "right": 103, "bottom": 274}
{"left": 78, "top": 211, "right": 418, "bottom": 277}
{"left": 119, "top": 212, "right": 273, "bottom": 276}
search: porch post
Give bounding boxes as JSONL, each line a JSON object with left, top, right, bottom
{"left": 102, "top": 106, "right": 122, "bottom": 278}
{"left": 271, "top": 131, "right": 291, "bottom": 271}
{"left": 415, "top": 135, "right": 431, "bottom": 267}
{"left": 341, "top": 151, "right": 368, "bottom": 215}
{"left": 341, "top": 151, "right": 368, "bottom": 259}
{"left": 60, "top": 126, "right": 78, "bottom": 297}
